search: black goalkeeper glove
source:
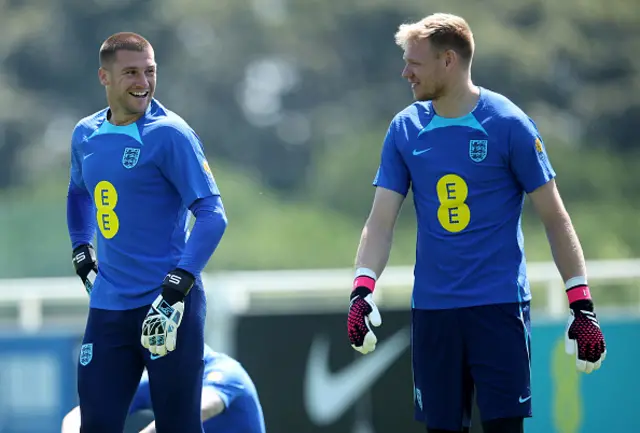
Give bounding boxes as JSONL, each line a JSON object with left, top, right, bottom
{"left": 72, "top": 244, "right": 98, "bottom": 295}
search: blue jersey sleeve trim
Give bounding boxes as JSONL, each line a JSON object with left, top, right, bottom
{"left": 203, "top": 367, "right": 245, "bottom": 409}
{"left": 177, "top": 195, "right": 228, "bottom": 276}
{"left": 66, "top": 181, "right": 96, "bottom": 249}
{"left": 208, "top": 385, "right": 231, "bottom": 410}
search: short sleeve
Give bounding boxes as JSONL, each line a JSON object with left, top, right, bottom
{"left": 203, "top": 367, "right": 245, "bottom": 409}
{"left": 156, "top": 125, "right": 220, "bottom": 208}
{"left": 372, "top": 120, "right": 411, "bottom": 196}
{"left": 128, "top": 374, "right": 151, "bottom": 414}
{"left": 69, "top": 123, "right": 87, "bottom": 191}
{"left": 508, "top": 116, "right": 555, "bottom": 193}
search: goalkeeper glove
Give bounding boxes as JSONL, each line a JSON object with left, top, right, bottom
{"left": 564, "top": 281, "right": 607, "bottom": 374}
{"left": 72, "top": 244, "right": 98, "bottom": 295}
{"left": 141, "top": 268, "right": 195, "bottom": 357}
{"left": 347, "top": 269, "right": 381, "bottom": 354}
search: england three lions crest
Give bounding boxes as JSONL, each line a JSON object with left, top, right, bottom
{"left": 469, "top": 140, "right": 488, "bottom": 162}
{"left": 79, "top": 343, "right": 93, "bottom": 366}
{"left": 122, "top": 147, "right": 141, "bottom": 169}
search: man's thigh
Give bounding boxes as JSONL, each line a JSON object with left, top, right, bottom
{"left": 145, "top": 287, "right": 207, "bottom": 433}
{"left": 412, "top": 308, "right": 474, "bottom": 431}
{"left": 78, "top": 307, "right": 146, "bottom": 433}
{"left": 462, "top": 302, "right": 532, "bottom": 423}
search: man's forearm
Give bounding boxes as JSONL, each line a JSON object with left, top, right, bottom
{"left": 355, "top": 221, "right": 395, "bottom": 279}
{"left": 67, "top": 183, "right": 96, "bottom": 249}
{"left": 544, "top": 213, "right": 587, "bottom": 284}
{"left": 177, "top": 195, "right": 228, "bottom": 277}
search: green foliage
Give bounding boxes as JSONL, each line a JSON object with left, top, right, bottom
{"left": 0, "top": 0, "right": 637, "bottom": 285}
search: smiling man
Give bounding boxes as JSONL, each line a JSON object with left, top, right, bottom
{"left": 345, "top": 13, "right": 607, "bottom": 433}
{"left": 66, "top": 32, "right": 227, "bottom": 432}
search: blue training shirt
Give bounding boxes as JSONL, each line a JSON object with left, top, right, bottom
{"left": 374, "top": 87, "right": 555, "bottom": 310}
{"left": 129, "top": 346, "right": 266, "bottom": 433}
{"left": 67, "top": 99, "right": 220, "bottom": 310}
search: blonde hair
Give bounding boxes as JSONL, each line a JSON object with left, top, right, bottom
{"left": 395, "top": 13, "right": 475, "bottom": 63}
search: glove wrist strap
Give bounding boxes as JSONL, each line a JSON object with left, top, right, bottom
{"left": 353, "top": 276, "right": 375, "bottom": 291}
{"left": 566, "top": 284, "right": 591, "bottom": 304}
{"left": 353, "top": 268, "right": 377, "bottom": 293}
{"left": 161, "top": 268, "right": 195, "bottom": 304}
{"left": 72, "top": 244, "right": 96, "bottom": 274}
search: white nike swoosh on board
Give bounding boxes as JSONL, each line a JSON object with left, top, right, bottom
{"left": 304, "top": 327, "right": 410, "bottom": 425}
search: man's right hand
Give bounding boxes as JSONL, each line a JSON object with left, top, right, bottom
{"left": 348, "top": 283, "right": 382, "bottom": 355}
{"left": 72, "top": 244, "right": 98, "bottom": 294}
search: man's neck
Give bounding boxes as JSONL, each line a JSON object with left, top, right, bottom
{"left": 431, "top": 78, "right": 480, "bottom": 118}
{"left": 107, "top": 108, "right": 143, "bottom": 126}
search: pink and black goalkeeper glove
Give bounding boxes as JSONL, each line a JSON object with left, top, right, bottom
{"left": 565, "top": 283, "right": 607, "bottom": 374}
{"left": 347, "top": 274, "right": 381, "bottom": 354}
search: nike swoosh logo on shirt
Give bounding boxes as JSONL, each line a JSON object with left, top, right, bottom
{"left": 412, "top": 148, "right": 432, "bottom": 156}
{"left": 304, "top": 327, "right": 410, "bottom": 425}
{"left": 83, "top": 153, "right": 94, "bottom": 160}
{"left": 519, "top": 395, "right": 531, "bottom": 403}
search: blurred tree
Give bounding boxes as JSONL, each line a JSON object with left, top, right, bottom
{"left": 0, "top": 0, "right": 638, "bottom": 277}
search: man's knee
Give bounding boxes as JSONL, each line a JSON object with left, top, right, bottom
{"left": 482, "top": 416, "right": 524, "bottom": 433}
{"left": 78, "top": 401, "right": 129, "bottom": 433}
{"left": 79, "top": 413, "right": 126, "bottom": 433}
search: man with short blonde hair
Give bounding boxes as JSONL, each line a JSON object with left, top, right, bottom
{"left": 394, "top": 13, "right": 475, "bottom": 62}
{"left": 346, "top": 12, "right": 606, "bottom": 433}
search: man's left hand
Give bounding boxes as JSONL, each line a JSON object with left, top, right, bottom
{"left": 565, "top": 285, "right": 607, "bottom": 373}
{"left": 141, "top": 269, "right": 195, "bottom": 357}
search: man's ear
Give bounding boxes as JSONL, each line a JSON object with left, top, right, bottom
{"left": 444, "top": 50, "right": 455, "bottom": 68}
{"left": 98, "top": 67, "right": 109, "bottom": 86}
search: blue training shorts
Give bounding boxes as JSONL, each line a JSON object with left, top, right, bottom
{"left": 411, "top": 302, "right": 532, "bottom": 431}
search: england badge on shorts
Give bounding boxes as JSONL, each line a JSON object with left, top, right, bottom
{"left": 469, "top": 139, "right": 488, "bottom": 162}
{"left": 122, "top": 147, "right": 141, "bottom": 169}
{"left": 80, "top": 343, "right": 93, "bottom": 366}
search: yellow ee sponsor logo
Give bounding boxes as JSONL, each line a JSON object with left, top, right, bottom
{"left": 436, "top": 174, "right": 470, "bottom": 233}
{"left": 94, "top": 181, "right": 120, "bottom": 239}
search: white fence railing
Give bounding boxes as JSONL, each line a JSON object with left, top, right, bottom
{"left": 0, "top": 259, "right": 639, "bottom": 334}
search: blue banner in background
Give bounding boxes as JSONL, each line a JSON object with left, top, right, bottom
{"left": 0, "top": 332, "right": 80, "bottom": 433}
{"left": 527, "top": 318, "right": 637, "bottom": 433}
{"left": 0, "top": 318, "right": 634, "bottom": 433}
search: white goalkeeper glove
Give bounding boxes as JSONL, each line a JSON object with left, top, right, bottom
{"left": 141, "top": 269, "right": 194, "bottom": 357}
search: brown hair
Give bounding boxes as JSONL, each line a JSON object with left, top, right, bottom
{"left": 99, "top": 32, "right": 152, "bottom": 66}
